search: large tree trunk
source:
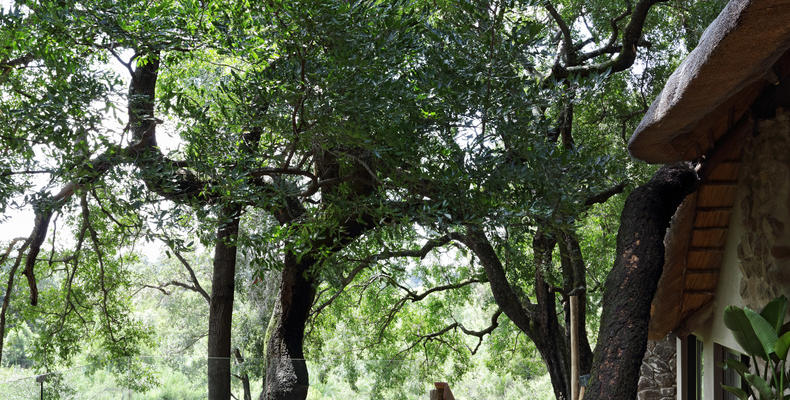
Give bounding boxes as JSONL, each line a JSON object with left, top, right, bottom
{"left": 583, "top": 163, "right": 697, "bottom": 400}
{"left": 262, "top": 253, "right": 316, "bottom": 400}
{"left": 208, "top": 205, "right": 242, "bottom": 400}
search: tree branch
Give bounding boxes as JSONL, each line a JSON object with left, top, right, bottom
{"left": 0, "top": 237, "right": 31, "bottom": 366}
{"left": 310, "top": 235, "right": 455, "bottom": 319}
{"left": 373, "top": 275, "right": 482, "bottom": 346}
{"left": 454, "top": 227, "right": 536, "bottom": 332}
{"left": 576, "top": 9, "right": 631, "bottom": 63}
{"left": 545, "top": 1, "right": 575, "bottom": 66}
{"left": 551, "top": 0, "right": 668, "bottom": 79}
{"left": 162, "top": 240, "right": 210, "bottom": 304}
{"left": 0, "top": 53, "right": 34, "bottom": 83}
{"left": 584, "top": 181, "right": 628, "bottom": 206}
{"left": 81, "top": 193, "right": 120, "bottom": 343}
{"left": 397, "top": 308, "right": 502, "bottom": 356}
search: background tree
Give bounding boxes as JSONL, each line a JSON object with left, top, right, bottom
{"left": 2, "top": 1, "right": 445, "bottom": 399}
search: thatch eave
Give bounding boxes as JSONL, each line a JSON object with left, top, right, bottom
{"left": 628, "top": 0, "right": 790, "bottom": 163}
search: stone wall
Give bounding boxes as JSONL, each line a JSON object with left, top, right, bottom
{"left": 737, "top": 108, "right": 790, "bottom": 308}
{"left": 637, "top": 335, "right": 677, "bottom": 400}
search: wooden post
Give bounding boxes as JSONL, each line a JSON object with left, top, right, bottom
{"left": 430, "top": 382, "right": 454, "bottom": 400}
{"left": 570, "top": 295, "right": 579, "bottom": 400}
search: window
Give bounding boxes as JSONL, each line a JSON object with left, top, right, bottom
{"left": 681, "top": 334, "right": 704, "bottom": 400}
{"left": 714, "top": 343, "right": 749, "bottom": 400}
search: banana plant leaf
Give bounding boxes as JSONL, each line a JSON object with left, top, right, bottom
{"left": 725, "top": 305, "right": 772, "bottom": 358}
{"left": 761, "top": 295, "right": 788, "bottom": 334}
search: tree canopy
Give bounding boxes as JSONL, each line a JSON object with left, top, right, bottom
{"left": 1, "top": 0, "right": 726, "bottom": 399}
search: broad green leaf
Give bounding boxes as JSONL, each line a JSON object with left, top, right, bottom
{"left": 725, "top": 306, "right": 770, "bottom": 357}
{"left": 745, "top": 308, "right": 779, "bottom": 357}
{"left": 721, "top": 385, "right": 748, "bottom": 400}
{"left": 761, "top": 295, "right": 788, "bottom": 334}
{"left": 745, "top": 373, "right": 773, "bottom": 400}
{"left": 722, "top": 358, "right": 749, "bottom": 375}
{"left": 775, "top": 331, "right": 790, "bottom": 361}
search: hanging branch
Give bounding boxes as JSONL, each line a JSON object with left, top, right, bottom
{"left": 373, "top": 276, "right": 482, "bottom": 345}
{"left": 397, "top": 308, "right": 503, "bottom": 356}
{"left": 81, "top": 192, "right": 120, "bottom": 343}
{"left": 0, "top": 237, "right": 32, "bottom": 366}
{"left": 161, "top": 239, "right": 210, "bottom": 304}
{"left": 309, "top": 234, "right": 458, "bottom": 338}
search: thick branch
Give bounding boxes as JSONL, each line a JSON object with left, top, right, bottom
{"left": 584, "top": 181, "right": 628, "bottom": 206}
{"left": 576, "top": 9, "right": 631, "bottom": 63}
{"left": 454, "top": 227, "right": 535, "bottom": 333}
{"left": 553, "top": 0, "right": 668, "bottom": 79}
{"left": 0, "top": 53, "right": 34, "bottom": 83}
{"left": 584, "top": 163, "right": 698, "bottom": 399}
{"left": 545, "top": 2, "right": 575, "bottom": 66}
{"left": 458, "top": 308, "right": 503, "bottom": 354}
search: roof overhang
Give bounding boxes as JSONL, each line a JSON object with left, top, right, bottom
{"left": 628, "top": 0, "right": 790, "bottom": 163}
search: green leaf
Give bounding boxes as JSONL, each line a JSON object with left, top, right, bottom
{"left": 745, "top": 373, "right": 773, "bottom": 400}
{"left": 776, "top": 331, "right": 790, "bottom": 361}
{"left": 725, "top": 306, "right": 770, "bottom": 357}
{"left": 722, "top": 358, "right": 750, "bottom": 375}
{"left": 760, "top": 295, "right": 788, "bottom": 334}
{"left": 745, "top": 308, "right": 779, "bottom": 357}
{"left": 721, "top": 385, "right": 749, "bottom": 400}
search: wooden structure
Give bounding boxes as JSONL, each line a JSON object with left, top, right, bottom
{"left": 647, "top": 121, "right": 751, "bottom": 339}
{"left": 429, "top": 382, "right": 455, "bottom": 400}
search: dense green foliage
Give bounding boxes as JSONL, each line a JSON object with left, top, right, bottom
{"left": 1, "top": 0, "right": 728, "bottom": 398}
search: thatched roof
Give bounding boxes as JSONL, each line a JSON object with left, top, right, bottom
{"left": 630, "top": 0, "right": 790, "bottom": 338}
{"left": 629, "top": 0, "right": 790, "bottom": 163}
{"left": 648, "top": 123, "right": 749, "bottom": 339}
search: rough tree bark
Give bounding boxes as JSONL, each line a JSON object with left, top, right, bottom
{"left": 208, "top": 205, "right": 242, "bottom": 400}
{"left": 583, "top": 163, "right": 697, "bottom": 399}
{"left": 261, "top": 214, "right": 377, "bottom": 400}
{"left": 262, "top": 254, "right": 317, "bottom": 400}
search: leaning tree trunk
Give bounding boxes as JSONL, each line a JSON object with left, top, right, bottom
{"left": 208, "top": 205, "right": 242, "bottom": 400}
{"left": 262, "top": 253, "right": 317, "bottom": 400}
{"left": 583, "top": 163, "right": 697, "bottom": 400}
